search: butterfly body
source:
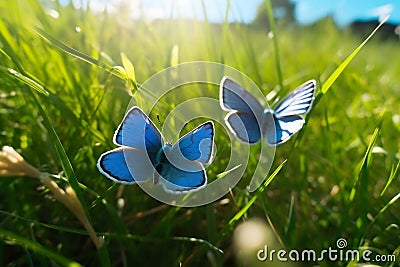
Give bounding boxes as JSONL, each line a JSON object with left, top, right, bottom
{"left": 220, "top": 76, "right": 316, "bottom": 146}
{"left": 155, "top": 144, "right": 172, "bottom": 168}
{"left": 97, "top": 107, "right": 214, "bottom": 193}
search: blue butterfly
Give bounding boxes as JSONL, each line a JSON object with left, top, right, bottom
{"left": 97, "top": 107, "right": 214, "bottom": 193}
{"left": 220, "top": 76, "right": 316, "bottom": 146}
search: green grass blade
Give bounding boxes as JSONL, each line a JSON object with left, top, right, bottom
{"left": 228, "top": 160, "right": 287, "bottom": 225}
{"left": 0, "top": 229, "right": 83, "bottom": 267}
{"left": 284, "top": 193, "right": 296, "bottom": 246}
{"left": 205, "top": 204, "right": 222, "bottom": 265}
{"left": 96, "top": 243, "right": 111, "bottom": 267}
{"left": 169, "top": 44, "right": 179, "bottom": 67}
{"left": 31, "top": 27, "right": 124, "bottom": 80}
{"left": 265, "top": 0, "right": 283, "bottom": 90}
{"left": 1, "top": 66, "right": 48, "bottom": 96}
{"left": 380, "top": 159, "right": 400, "bottom": 196}
{"left": 377, "top": 192, "right": 400, "bottom": 217}
{"left": 32, "top": 27, "right": 101, "bottom": 66}
{"left": 32, "top": 90, "right": 112, "bottom": 260}
{"left": 29, "top": 91, "right": 88, "bottom": 212}
{"left": 360, "top": 192, "right": 400, "bottom": 245}
{"left": 0, "top": 210, "right": 91, "bottom": 236}
{"left": 121, "top": 52, "right": 138, "bottom": 94}
{"left": 206, "top": 204, "right": 218, "bottom": 244}
{"left": 349, "top": 117, "right": 382, "bottom": 203}
{"left": 216, "top": 164, "right": 242, "bottom": 179}
{"left": 0, "top": 26, "right": 49, "bottom": 96}
{"left": 172, "top": 236, "right": 223, "bottom": 255}
{"left": 321, "top": 16, "right": 389, "bottom": 95}
{"left": 29, "top": 91, "right": 111, "bottom": 265}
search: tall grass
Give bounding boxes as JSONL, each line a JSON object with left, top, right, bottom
{"left": 0, "top": 0, "right": 399, "bottom": 266}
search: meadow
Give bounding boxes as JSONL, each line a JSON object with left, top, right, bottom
{"left": 0, "top": 0, "right": 399, "bottom": 266}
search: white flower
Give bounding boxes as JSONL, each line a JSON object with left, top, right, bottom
{"left": 0, "top": 146, "right": 103, "bottom": 248}
{"left": 0, "top": 146, "right": 41, "bottom": 178}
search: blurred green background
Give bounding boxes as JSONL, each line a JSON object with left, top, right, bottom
{"left": 0, "top": 0, "right": 399, "bottom": 266}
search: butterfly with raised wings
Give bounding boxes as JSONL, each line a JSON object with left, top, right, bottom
{"left": 97, "top": 107, "right": 214, "bottom": 193}
{"left": 220, "top": 76, "right": 316, "bottom": 146}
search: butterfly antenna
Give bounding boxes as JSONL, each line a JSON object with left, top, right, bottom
{"left": 156, "top": 114, "right": 167, "bottom": 142}
{"left": 156, "top": 114, "right": 161, "bottom": 126}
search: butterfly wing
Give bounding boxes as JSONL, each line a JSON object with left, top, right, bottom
{"left": 156, "top": 121, "right": 213, "bottom": 193}
{"left": 226, "top": 112, "right": 262, "bottom": 143}
{"left": 220, "top": 76, "right": 264, "bottom": 144}
{"left": 97, "top": 147, "right": 154, "bottom": 184}
{"left": 158, "top": 160, "right": 207, "bottom": 193}
{"left": 174, "top": 121, "right": 214, "bottom": 165}
{"left": 220, "top": 76, "right": 264, "bottom": 113}
{"left": 273, "top": 80, "right": 316, "bottom": 118}
{"left": 113, "top": 106, "right": 163, "bottom": 163}
{"left": 265, "top": 80, "right": 316, "bottom": 145}
{"left": 264, "top": 110, "right": 305, "bottom": 145}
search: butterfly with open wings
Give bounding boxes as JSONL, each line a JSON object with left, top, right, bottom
{"left": 97, "top": 107, "right": 214, "bottom": 193}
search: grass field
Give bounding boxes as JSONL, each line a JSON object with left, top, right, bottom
{"left": 0, "top": 0, "right": 399, "bottom": 266}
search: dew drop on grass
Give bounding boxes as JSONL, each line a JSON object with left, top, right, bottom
{"left": 117, "top": 198, "right": 125, "bottom": 209}
{"left": 47, "top": 9, "right": 59, "bottom": 19}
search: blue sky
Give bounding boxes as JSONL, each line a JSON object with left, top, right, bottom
{"left": 69, "top": 0, "right": 263, "bottom": 23}
{"left": 290, "top": 0, "right": 400, "bottom": 27}
{"left": 65, "top": 0, "right": 400, "bottom": 26}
